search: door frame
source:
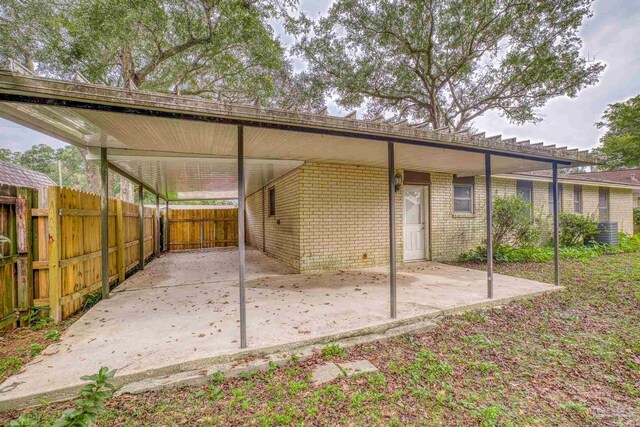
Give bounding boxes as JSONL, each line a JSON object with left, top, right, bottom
{"left": 402, "top": 184, "right": 430, "bottom": 262}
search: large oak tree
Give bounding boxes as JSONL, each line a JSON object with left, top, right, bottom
{"left": 0, "top": 0, "right": 322, "bottom": 195}
{"left": 295, "top": 0, "right": 605, "bottom": 130}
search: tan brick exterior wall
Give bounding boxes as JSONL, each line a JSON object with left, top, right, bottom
{"left": 299, "top": 162, "right": 403, "bottom": 272}
{"left": 246, "top": 168, "right": 302, "bottom": 270}
{"left": 246, "top": 161, "right": 635, "bottom": 270}
{"left": 245, "top": 188, "right": 265, "bottom": 251}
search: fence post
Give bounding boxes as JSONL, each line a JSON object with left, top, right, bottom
{"left": 16, "top": 188, "right": 33, "bottom": 324}
{"left": 200, "top": 219, "right": 204, "bottom": 249}
{"left": 165, "top": 200, "right": 170, "bottom": 252}
{"left": 116, "top": 199, "right": 125, "bottom": 283}
{"left": 138, "top": 185, "right": 144, "bottom": 270}
{"left": 47, "top": 186, "right": 62, "bottom": 323}
{"left": 155, "top": 194, "right": 160, "bottom": 256}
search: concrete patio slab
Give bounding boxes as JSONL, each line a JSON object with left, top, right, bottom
{"left": 0, "top": 247, "right": 561, "bottom": 410}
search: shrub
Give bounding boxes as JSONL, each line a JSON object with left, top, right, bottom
{"left": 51, "top": 367, "right": 116, "bottom": 427}
{"left": 491, "top": 196, "right": 547, "bottom": 249}
{"left": 459, "top": 233, "right": 640, "bottom": 263}
{"left": 559, "top": 212, "right": 599, "bottom": 246}
{"left": 7, "top": 367, "right": 116, "bottom": 427}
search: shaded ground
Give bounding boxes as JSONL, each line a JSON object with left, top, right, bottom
{"left": 3, "top": 252, "right": 640, "bottom": 426}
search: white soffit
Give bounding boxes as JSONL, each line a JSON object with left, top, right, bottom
{"left": 105, "top": 155, "right": 303, "bottom": 200}
{"left": 1, "top": 101, "right": 558, "bottom": 194}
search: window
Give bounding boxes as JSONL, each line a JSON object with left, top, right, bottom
{"left": 598, "top": 188, "right": 609, "bottom": 221}
{"left": 268, "top": 187, "right": 276, "bottom": 216}
{"left": 453, "top": 176, "right": 474, "bottom": 213}
{"left": 548, "top": 182, "right": 563, "bottom": 214}
{"left": 516, "top": 180, "right": 533, "bottom": 203}
{"left": 573, "top": 185, "right": 583, "bottom": 213}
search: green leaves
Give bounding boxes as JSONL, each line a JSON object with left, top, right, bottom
{"left": 296, "top": 0, "right": 604, "bottom": 130}
{"left": 0, "top": 0, "right": 313, "bottom": 109}
{"left": 596, "top": 95, "right": 640, "bottom": 169}
{"left": 49, "top": 367, "right": 116, "bottom": 427}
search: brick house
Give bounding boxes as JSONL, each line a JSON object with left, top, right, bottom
{"left": 557, "top": 168, "right": 640, "bottom": 208}
{"left": 246, "top": 163, "right": 638, "bottom": 272}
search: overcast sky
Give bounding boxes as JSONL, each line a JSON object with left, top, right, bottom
{"left": 1, "top": 0, "right": 639, "bottom": 153}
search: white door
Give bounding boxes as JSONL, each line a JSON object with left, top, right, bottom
{"left": 404, "top": 185, "right": 427, "bottom": 261}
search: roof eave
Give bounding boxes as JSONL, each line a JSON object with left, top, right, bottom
{"left": 0, "top": 71, "right": 603, "bottom": 167}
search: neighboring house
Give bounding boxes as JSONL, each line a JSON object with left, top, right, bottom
{"left": 0, "top": 160, "right": 56, "bottom": 191}
{"left": 246, "top": 163, "right": 639, "bottom": 272}
{"left": 559, "top": 168, "right": 640, "bottom": 208}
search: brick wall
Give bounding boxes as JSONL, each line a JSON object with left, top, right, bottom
{"left": 245, "top": 168, "right": 302, "bottom": 270}
{"left": 245, "top": 188, "right": 264, "bottom": 251}
{"left": 299, "top": 162, "right": 402, "bottom": 272}
{"left": 246, "top": 161, "right": 635, "bottom": 270}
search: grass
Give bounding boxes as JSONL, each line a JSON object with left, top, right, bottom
{"left": 0, "top": 310, "right": 81, "bottom": 384}
{"left": 460, "top": 232, "right": 640, "bottom": 263}
{"left": 2, "top": 252, "right": 640, "bottom": 425}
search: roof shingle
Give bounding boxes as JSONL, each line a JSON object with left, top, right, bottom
{"left": 0, "top": 160, "right": 56, "bottom": 189}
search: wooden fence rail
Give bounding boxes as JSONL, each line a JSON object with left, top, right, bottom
{"left": 1, "top": 189, "right": 238, "bottom": 329}
{"left": 0, "top": 186, "right": 158, "bottom": 327}
{"left": 166, "top": 208, "right": 238, "bottom": 251}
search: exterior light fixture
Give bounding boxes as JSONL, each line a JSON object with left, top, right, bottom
{"left": 394, "top": 172, "right": 403, "bottom": 192}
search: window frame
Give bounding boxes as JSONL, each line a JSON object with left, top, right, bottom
{"left": 573, "top": 185, "right": 583, "bottom": 214}
{"left": 548, "top": 182, "right": 563, "bottom": 214}
{"left": 516, "top": 180, "right": 533, "bottom": 203}
{"left": 452, "top": 182, "right": 474, "bottom": 214}
{"left": 268, "top": 186, "right": 276, "bottom": 217}
{"left": 598, "top": 187, "right": 609, "bottom": 222}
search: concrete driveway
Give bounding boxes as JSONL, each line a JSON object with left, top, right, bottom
{"left": 0, "top": 247, "right": 560, "bottom": 409}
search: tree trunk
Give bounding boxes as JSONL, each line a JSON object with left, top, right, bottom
{"left": 120, "top": 180, "right": 134, "bottom": 202}
{"left": 83, "top": 149, "right": 101, "bottom": 195}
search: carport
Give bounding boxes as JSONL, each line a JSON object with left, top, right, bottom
{"left": 0, "top": 69, "right": 599, "bottom": 352}
{"left": 0, "top": 246, "right": 561, "bottom": 409}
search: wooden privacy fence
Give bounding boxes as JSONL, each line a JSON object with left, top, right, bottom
{"left": 0, "top": 186, "right": 21, "bottom": 330}
{"left": 0, "top": 186, "right": 158, "bottom": 328}
{"left": 166, "top": 208, "right": 238, "bottom": 251}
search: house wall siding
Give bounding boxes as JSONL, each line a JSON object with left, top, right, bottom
{"left": 246, "top": 161, "right": 635, "bottom": 270}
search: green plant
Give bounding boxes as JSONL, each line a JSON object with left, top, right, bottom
{"left": 20, "top": 307, "right": 52, "bottom": 331}
{"left": 633, "top": 208, "right": 640, "bottom": 226}
{"left": 0, "top": 357, "right": 23, "bottom": 378}
{"left": 51, "top": 367, "right": 116, "bottom": 427}
{"left": 83, "top": 292, "right": 102, "bottom": 311}
{"left": 5, "top": 414, "right": 40, "bottom": 427}
{"left": 321, "top": 344, "right": 346, "bottom": 360}
{"left": 288, "top": 380, "right": 308, "bottom": 397}
{"left": 46, "top": 328, "right": 61, "bottom": 341}
{"left": 491, "top": 196, "right": 547, "bottom": 249}
{"left": 29, "top": 343, "right": 43, "bottom": 358}
{"left": 461, "top": 233, "right": 640, "bottom": 264}
{"left": 559, "top": 212, "right": 599, "bottom": 246}
{"left": 561, "top": 401, "right": 590, "bottom": 417}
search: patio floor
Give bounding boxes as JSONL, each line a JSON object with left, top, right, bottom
{"left": 0, "top": 247, "right": 560, "bottom": 409}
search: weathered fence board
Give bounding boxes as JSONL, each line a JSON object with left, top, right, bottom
{"left": 168, "top": 208, "right": 238, "bottom": 251}
{"left": 0, "top": 185, "right": 18, "bottom": 329}
{"left": 1, "top": 186, "right": 159, "bottom": 327}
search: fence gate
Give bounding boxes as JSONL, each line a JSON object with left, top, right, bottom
{"left": 167, "top": 208, "right": 238, "bottom": 251}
